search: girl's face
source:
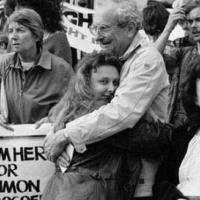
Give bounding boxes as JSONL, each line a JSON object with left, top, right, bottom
{"left": 90, "top": 64, "right": 120, "bottom": 100}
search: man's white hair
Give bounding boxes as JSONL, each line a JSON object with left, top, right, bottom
{"left": 112, "top": 0, "right": 143, "bottom": 30}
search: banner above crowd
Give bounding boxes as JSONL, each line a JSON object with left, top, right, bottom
{"left": 62, "top": 2, "right": 101, "bottom": 53}
{"left": 0, "top": 1, "right": 186, "bottom": 53}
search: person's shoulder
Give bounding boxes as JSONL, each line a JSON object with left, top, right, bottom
{"left": 0, "top": 52, "right": 15, "bottom": 75}
{"left": 139, "top": 44, "right": 164, "bottom": 61}
{"left": 181, "top": 44, "right": 197, "bottom": 54}
{"left": 144, "top": 43, "right": 161, "bottom": 53}
{"left": 47, "top": 51, "right": 72, "bottom": 70}
{"left": 44, "top": 31, "right": 68, "bottom": 49}
{"left": 48, "top": 31, "right": 67, "bottom": 42}
{"left": 0, "top": 52, "right": 15, "bottom": 66}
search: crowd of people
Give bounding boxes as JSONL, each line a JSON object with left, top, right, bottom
{"left": 1, "top": 0, "right": 200, "bottom": 199}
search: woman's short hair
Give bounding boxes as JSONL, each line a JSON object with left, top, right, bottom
{"left": 182, "top": 56, "right": 200, "bottom": 125}
{"left": 4, "top": 8, "right": 44, "bottom": 50}
{"left": 143, "top": 1, "right": 169, "bottom": 36}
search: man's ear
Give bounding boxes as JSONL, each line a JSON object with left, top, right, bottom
{"left": 127, "top": 23, "right": 137, "bottom": 38}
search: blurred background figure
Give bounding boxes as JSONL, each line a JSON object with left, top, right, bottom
{"left": 142, "top": 1, "right": 180, "bottom": 124}
{"left": 3, "top": 0, "right": 15, "bottom": 17}
{"left": 143, "top": 0, "right": 170, "bottom": 42}
{"left": 0, "top": 0, "right": 6, "bottom": 31}
{"left": 0, "top": 32, "right": 8, "bottom": 53}
{"left": 154, "top": 56, "right": 200, "bottom": 200}
{"left": 77, "top": 0, "right": 87, "bottom": 7}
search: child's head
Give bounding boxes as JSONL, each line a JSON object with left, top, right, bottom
{"left": 75, "top": 52, "right": 122, "bottom": 100}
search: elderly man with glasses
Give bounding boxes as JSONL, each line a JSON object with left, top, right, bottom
{"left": 44, "top": 0, "right": 169, "bottom": 199}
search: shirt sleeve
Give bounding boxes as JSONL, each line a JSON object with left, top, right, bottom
{"left": 65, "top": 47, "right": 168, "bottom": 152}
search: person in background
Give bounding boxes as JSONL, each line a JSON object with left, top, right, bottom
{"left": 44, "top": 0, "right": 169, "bottom": 199}
{"left": 0, "top": 8, "right": 73, "bottom": 127}
{"left": 142, "top": 1, "right": 182, "bottom": 128}
{"left": 0, "top": 4, "right": 6, "bottom": 31}
{"left": 4, "top": 0, "right": 72, "bottom": 65}
{"left": 143, "top": 1, "right": 169, "bottom": 43}
{"left": 154, "top": 56, "right": 200, "bottom": 200}
{"left": 154, "top": 0, "right": 200, "bottom": 128}
{"left": 4, "top": 0, "right": 15, "bottom": 17}
{"left": 142, "top": 1, "right": 177, "bottom": 79}
{"left": 0, "top": 32, "right": 8, "bottom": 53}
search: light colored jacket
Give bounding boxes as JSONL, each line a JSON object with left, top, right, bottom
{"left": 64, "top": 32, "right": 170, "bottom": 153}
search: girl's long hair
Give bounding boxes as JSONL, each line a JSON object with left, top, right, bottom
{"left": 52, "top": 52, "right": 122, "bottom": 131}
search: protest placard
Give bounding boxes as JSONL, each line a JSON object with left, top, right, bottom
{"left": 0, "top": 124, "right": 55, "bottom": 200}
{"left": 62, "top": 2, "right": 101, "bottom": 53}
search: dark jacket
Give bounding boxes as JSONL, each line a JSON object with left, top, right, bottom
{"left": 153, "top": 123, "right": 199, "bottom": 200}
{"left": 43, "top": 31, "right": 72, "bottom": 65}
{"left": 109, "top": 119, "right": 172, "bottom": 199}
{"left": 168, "top": 45, "right": 199, "bottom": 128}
{"left": 0, "top": 51, "right": 73, "bottom": 123}
{"left": 43, "top": 118, "right": 172, "bottom": 200}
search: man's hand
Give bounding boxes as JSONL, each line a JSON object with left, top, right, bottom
{"left": 57, "top": 150, "right": 71, "bottom": 168}
{"left": 165, "top": 8, "right": 186, "bottom": 32}
{"left": 44, "top": 129, "right": 70, "bottom": 162}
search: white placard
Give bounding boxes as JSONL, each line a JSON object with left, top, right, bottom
{"left": 0, "top": 124, "right": 55, "bottom": 200}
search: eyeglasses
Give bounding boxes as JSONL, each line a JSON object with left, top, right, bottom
{"left": 89, "top": 24, "right": 119, "bottom": 36}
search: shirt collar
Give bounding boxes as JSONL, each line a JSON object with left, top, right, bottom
{"left": 36, "top": 50, "right": 52, "bottom": 70}
{"left": 119, "top": 31, "right": 149, "bottom": 62}
{"left": 9, "top": 50, "right": 52, "bottom": 70}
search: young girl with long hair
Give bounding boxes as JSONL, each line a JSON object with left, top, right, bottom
{"left": 43, "top": 52, "right": 124, "bottom": 200}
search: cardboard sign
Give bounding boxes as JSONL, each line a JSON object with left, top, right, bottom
{"left": 0, "top": 124, "right": 55, "bottom": 200}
